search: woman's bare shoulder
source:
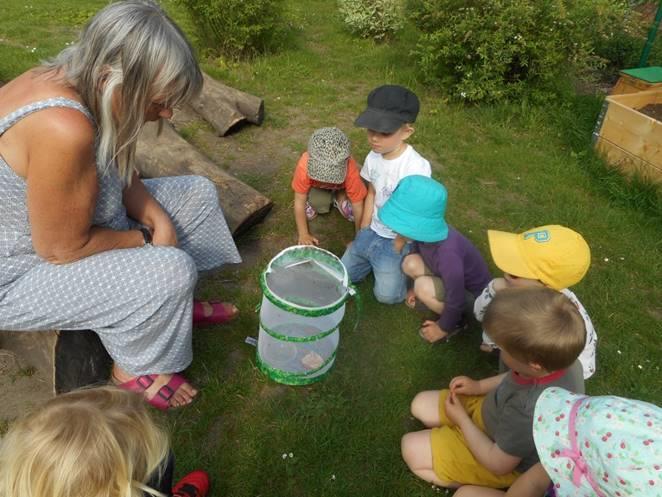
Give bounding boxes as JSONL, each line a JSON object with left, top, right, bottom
{"left": 0, "top": 69, "right": 95, "bottom": 178}
{"left": 0, "top": 68, "right": 91, "bottom": 131}
{"left": 5, "top": 70, "right": 93, "bottom": 139}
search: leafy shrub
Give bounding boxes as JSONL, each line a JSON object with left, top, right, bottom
{"left": 179, "top": 0, "right": 286, "bottom": 59}
{"left": 593, "top": 5, "right": 662, "bottom": 72}
{"left": 408, "top": 0, "right": 631, "bottom": 102}
{"left": 338, "top": 0, "right": 404, "bottom": 42}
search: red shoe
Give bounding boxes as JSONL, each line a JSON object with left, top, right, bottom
{"left": 193, "top": 300, "right": 238, "bottom": 326}
{"left": 172, "top": 470, "right": 210, "bottom": 497}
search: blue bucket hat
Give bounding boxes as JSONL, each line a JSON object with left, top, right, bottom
{"left": 378, "top": 175, "right": 448, "bottom": 242}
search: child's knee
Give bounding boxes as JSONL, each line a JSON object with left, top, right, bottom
{"left": 373, "top": 273, "right": 406, "bottom": 303}
{"left": 413, "top": 276, "right": 437, "bottom": 301}
{"left": 411, "top": 390, "right": 441, "bottom": 422}
{"left": 400, "top": 433, "right": 419, "bottom": 467}
{"left": 401, "top": 253, "right": 422, "bottom": 276}
{"left": 410, "top": 392, "right": 427, "bottom": 418}
{"left": 373, "top": 289, "right": 403, "bottom": 304}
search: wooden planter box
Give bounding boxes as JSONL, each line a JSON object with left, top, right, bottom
{"left": 611, "top": 67, "right": 662, "bottom": 95}
{"left": 593, "top": 88, "right": 662, "bottom": 184}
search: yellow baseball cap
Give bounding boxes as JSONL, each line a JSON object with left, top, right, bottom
{"left": 487, "top": 225, "right": 591, "bottom": 290}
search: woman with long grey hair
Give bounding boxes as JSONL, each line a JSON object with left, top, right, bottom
{"left": 0, "top": 0, "right": 241, "bottom": 409}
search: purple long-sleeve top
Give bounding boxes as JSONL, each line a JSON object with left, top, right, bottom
{"left": 412, "top": 227, "right": 492, "bottom": 331}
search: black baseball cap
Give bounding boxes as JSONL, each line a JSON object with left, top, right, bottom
{"left": 354, "top": 85, "right": 420, "bottom": 133}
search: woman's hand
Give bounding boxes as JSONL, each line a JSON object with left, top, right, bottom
{"left": 123, "top": 173, "right": 177, "bottom": 246}
{"left": 150, "top": 213, "right": 178, "bottom": 247}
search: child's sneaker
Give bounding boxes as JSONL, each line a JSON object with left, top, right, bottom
{"left": 333, "top": 199, "right": 354, "bottom": 222}
{"left": 305, "top": 202, "right": 317, "bottom": 221}
{"left": 172, "top": 470, "right": 210, "bottom": 497}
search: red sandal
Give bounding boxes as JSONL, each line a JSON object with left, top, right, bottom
{"left": 114, "top": 373, "right": 191, "bottom": 411}
{"left": 172, "top": 470, "right": 210, "bottom": 497}
{"left": 193, "top": 300, "right": 238, "bottom": 326}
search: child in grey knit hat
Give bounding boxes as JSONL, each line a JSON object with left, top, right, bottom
{"left": 291, "top": 127, "right": 367, "bottom": 245}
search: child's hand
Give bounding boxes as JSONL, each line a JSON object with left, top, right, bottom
{"left": 444, "top": 390, "right": 468, "bottom": 425}
{"left": 449, "top": 376, "right": 481, "bottom": 396}
{"left": 393, "top": 234, "right": 408, "bottom": 254}
{"left": 492, "top": 277, "right": 507, "bottom": 291}
{"left": 420, "top": 320, "right": 446, "bottom": 343}
{"left": 405, "top": 288, "right": 416, "bottom": 309}
{"left": 298, "top": 233, "right": 319, "bottom": 246}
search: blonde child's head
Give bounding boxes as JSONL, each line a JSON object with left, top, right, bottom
{"left": 0, "top": 386, "right": 170, "bottom": 497}
{"left": 483, "top": 287, "right": 586, "bottom": 372}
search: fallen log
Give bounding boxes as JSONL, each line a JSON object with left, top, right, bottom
{"left": 0, "top": 329, "right": 111, "bottom": 395}
{"left": 184, "top": 72, "right": 265, "bottom": 136}
{"left": 136, "top": 120, "right": 272, "bottom": 236}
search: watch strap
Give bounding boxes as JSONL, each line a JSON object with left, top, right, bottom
{"left": 140, "top": 227, "right": 153, "bottom": 245}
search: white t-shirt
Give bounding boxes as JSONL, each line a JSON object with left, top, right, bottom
{"left": 474, "top": 280, "right": 598, "bottom": 379}
{"left": 360, "top": 145, "right": 432, "bottom": 239}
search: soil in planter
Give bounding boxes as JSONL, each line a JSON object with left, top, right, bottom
{"left": 638, "top": 103, "right": 662, "bottom": 122}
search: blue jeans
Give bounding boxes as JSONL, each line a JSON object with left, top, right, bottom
{"left": 341, "top": 228, "right": 409, "bottom": 304}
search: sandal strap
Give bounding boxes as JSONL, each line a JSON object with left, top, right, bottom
{"left": 155, "top": 373, "right": 188, "bottom": 403}
{"left": 136, "top": 375, "right": 155, "bottom": 390}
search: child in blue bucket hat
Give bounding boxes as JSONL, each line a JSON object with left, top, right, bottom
{"left": 378, "top": 175, "right": 491, "bottom": 343}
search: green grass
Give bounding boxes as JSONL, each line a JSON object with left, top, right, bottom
{"left": 1, "top": 1, "right": 661, "bottom": 496}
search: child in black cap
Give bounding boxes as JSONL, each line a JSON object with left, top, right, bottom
{"left": 341, "top": 85, "right": 432, "bottom": 304}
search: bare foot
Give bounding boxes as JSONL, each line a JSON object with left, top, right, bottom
{"left": 112, "top": 365, "right": 198, "bottom": 408}
{"left": 199, "top": 301, "right": 238, "bottom": 320}
{"left": 479, "top": 342, "right": 499, "bottom": 353}
{"left": 193, "top": 300, "right": 239, "bottom": 326}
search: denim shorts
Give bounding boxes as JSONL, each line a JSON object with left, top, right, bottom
{"left": 340, "top": 227, "right": 409, "bottom": 304}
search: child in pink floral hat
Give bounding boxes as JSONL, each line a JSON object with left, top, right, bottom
{"left": 453, "top": 387, "right": 662, "bottom": 497}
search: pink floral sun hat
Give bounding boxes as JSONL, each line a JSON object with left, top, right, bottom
{"left": 533, "top": 387, "right": 661, "bottom": 497}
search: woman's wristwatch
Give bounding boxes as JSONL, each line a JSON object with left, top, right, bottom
{"left": 139, "top": 227, "right": 153, "bottom": 246}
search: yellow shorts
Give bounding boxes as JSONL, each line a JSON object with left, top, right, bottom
{"left": 430, "top": 390, "right": 520, "bottom": 488}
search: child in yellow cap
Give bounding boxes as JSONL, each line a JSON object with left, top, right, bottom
{"left": 474, "top": 225, "right": 597, "bottom": 379}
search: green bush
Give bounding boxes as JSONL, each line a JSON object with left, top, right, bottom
{"left": 338, "top": 0, "right": 403, "bottom": 42}
{"left": 408, "top": 0, "right": 631, "bottom": 102}
{"left": 179, "top": 0, "right": 286, "bottom": 58}
{"left": 593, "top": 7, "right": 662, "bottom": 71}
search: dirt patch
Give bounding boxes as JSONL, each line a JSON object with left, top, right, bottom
{"left": 647, "top": 307, "right": 662, "bottom": 322}
{"left": 259, "top": 383, "right": 289, "bottom": 400}
{"left": 172, "top": 106, "right": 311, "bottom": 180}
{"left": 638, "top": 104, "right": 662, "bottom": 122}
{"left": 0, "top": 351, "right": 53, "bottom": 432}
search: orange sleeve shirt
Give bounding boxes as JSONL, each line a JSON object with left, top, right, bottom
{"left": 291, "top": 152, "right": 367, "bottom": 203}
